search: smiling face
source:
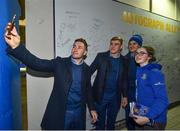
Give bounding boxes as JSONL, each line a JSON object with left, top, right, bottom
{"left": 128, "top": 40, "right": 140, "bottom": 53}
{"left": 135, "top": 47, "right": 151, "bottom": 67}
{"left": 109, "top": 40, "right": 123, "bottom": 55}
{"left": 71, "top": 41, "right": 87, "bottom": 60}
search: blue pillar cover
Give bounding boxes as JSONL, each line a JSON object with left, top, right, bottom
{"left": 0, "top": 0, "right": 21, "bottom": 129}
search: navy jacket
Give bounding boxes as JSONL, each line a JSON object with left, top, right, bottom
{"left": 6, "top": 44, "right": 95, "bottom": 130}
{"left": 124, "top": 52, "right": 137, "bottom": 102}
{"left": 90, "top": 51, "right": 127, "bottom": 104}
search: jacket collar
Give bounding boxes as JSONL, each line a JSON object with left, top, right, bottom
{"left": 71, "top": 56, "right": 84, "bottom": 65}
{"left": 104, "top": 51, "right": 122, "bottom": 59}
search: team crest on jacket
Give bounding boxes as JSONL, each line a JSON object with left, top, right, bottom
{"left": 141, "top": 73, "right": 147, "bottom": 80}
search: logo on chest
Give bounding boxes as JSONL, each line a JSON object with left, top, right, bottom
{"left": 141, "top": 73, "right": 147, "bottom": 80}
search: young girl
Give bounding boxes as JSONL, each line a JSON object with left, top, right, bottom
{"left": 133, "top": 46, "right": 169, "bottom": 130}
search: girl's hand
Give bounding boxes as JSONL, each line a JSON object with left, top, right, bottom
{"left": 133, "top": 115, "right": 150, "bottom": 125}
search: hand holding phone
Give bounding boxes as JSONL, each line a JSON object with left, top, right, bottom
{"left": 7, "top": 14, "right": 16, "bottom": 35}
{"left": 5, "top": 14, "right": 21, "bottom": 49}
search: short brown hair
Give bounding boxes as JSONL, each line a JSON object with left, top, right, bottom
{"left": 142, "top": 46, "right": 156, "bottom": 63}
{"left": 74, "top": 38, "right": 88, "bottom": 51}
{"left": 110, "top": 36, "right": 123, "bottom": 44}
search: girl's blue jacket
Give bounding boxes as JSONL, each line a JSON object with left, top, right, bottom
{"left": 136, "top": 63, "right": 169, "bottom": 123}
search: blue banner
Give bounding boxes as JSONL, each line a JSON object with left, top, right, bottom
{"left": 0, "top": 0, "right": 21, "bottom": 129}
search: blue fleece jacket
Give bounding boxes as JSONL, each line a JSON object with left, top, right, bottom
{"left": 136, "top": 63, "right": 169, "bottom": 123}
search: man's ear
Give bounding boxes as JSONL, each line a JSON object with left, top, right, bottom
{"left": 84, "top": 50, "right": 87, "bottom": 56}
{"left": 120, "top": 44, "right": 123, "bottom": 51}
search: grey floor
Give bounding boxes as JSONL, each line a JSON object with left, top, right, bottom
{"left": 166, "top": 105, "right": 180, "bottom": 130}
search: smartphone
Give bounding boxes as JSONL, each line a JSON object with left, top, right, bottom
{"left": 7, "top": 14, "right": 16, "bottom": 35}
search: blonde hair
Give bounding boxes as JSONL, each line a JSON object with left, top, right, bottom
{"left": 110, "top": 36, "right": 123, "bottom": 44}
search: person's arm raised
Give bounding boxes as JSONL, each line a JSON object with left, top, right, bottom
{"left": 4, "top": 23, "right": 55, "bottom": 73}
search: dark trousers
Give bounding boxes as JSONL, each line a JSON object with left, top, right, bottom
{"left": 64, "top": 107, "right": 84, "bottom": 130}
{"left": 135, "top": 122, "right": 166, "bottom": 130}
{"left": 125, "top": 103, "right": 136, "bottom": 130}
{"left": 95, "top": 99, "right": 120, "bottom": 130}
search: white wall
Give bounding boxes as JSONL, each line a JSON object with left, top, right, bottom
{"left": 25, "top": 0, "right": 54, "bottom": 129}
{"left": 117, "top": 0, "right": 180, "bottom": 21}
{"left": 117, "top": 0, "right": 150, "bottom": 11}
{"left": 152, "top": 0, "right": 176, "bottom": 20}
